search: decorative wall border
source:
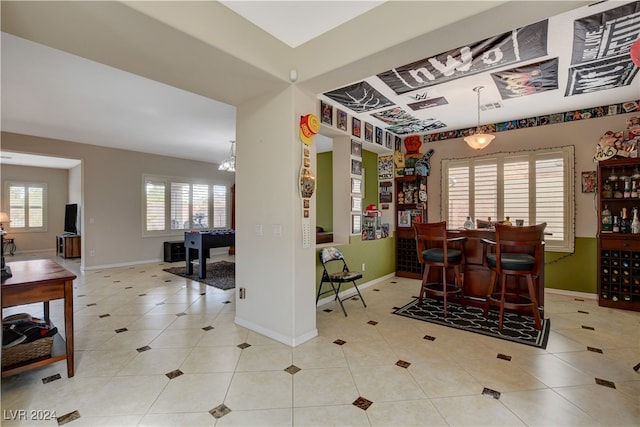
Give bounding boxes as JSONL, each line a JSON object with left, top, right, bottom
{"left": 423, "top": 99, "right": 640, "bottom": 143}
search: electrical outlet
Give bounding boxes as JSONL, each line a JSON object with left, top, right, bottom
{"left": 362, "top": 263, "right": 365, "bottom": 271}
{"left": 239, "top": 287, "right": 246, "bottom": 299}
{"left": 89, "top": 250, "right": 95, "bottom": 257}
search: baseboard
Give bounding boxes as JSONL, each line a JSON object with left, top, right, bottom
{"left": 234, "top": 316, "right": 318, "bottom": 347}
{"left": 545, "top": 288, "right": 597, "bottom": 300}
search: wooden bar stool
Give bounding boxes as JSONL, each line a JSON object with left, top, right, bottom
{"left": 414, "top": 222, "right": 467, "bottom": 317}
{"left": 482, "top": 222, "right": 546, "bottom": 330}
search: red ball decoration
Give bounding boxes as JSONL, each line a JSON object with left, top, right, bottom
{"left": 631, "top": 38, "right": 640, "bottom": 68}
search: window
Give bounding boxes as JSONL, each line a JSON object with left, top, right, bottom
{"left": 442, "top": 146, "right": 574, "bottom": 252}
{"left": 6, "top": 181, "right": 47, "bottom": 231}
{"left": 143, "top": 175, "right": 228, "bottom": 236}
{"left": 212, "top": 185, "right": 227, "bottom": 228}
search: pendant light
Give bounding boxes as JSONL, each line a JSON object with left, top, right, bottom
{"left": 464, "top": 86, "right": 495, "bottom": 150}
{"left": 218, "top": 140, "right": 236, "bottom": 172}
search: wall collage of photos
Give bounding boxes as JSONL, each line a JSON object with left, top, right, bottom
{"left": 320, "top": 100, "right": 396, "bottom": 240}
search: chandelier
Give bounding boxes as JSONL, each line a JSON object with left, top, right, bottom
{"left": 464, "top": 86, "right": 495, "bottom": 150}
{"left": 218, "top": 140, "right": 236, "bottom": 172}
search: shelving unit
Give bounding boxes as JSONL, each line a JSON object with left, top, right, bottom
{"left": 56, "top": 235, "right": 81, "bottom": 259}
{"left": 597, "top": 157, "right": 640, "bottom": 311}
{"left": 395, "top": 174, "right": 427, "bottom": 278}
{"left": 164, "top": 240, "right": 198, "bottom": 263}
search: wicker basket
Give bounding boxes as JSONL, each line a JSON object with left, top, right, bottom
{"left": 2, "top": 336, "right": 54, "bottom": 368}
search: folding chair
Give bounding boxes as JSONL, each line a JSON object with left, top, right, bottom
{"left": 317, "top": 247, "right": 366, "bottom": 316}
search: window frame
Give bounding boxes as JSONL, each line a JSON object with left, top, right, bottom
{"left": 142, "top": 174, "right": 229, "bottom": 237}
{"left": 4, "top": 181, "right": 48, "bottom": 233}
{"left": 441, "top": 146, "right": 575, "bottom": 252}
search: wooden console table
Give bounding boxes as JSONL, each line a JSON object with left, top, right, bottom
{"left": 1, "top": 259, "right": 76, "bottom": 378}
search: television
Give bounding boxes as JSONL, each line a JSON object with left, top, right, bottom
{"left": 64, "top": 203, "right": 78, "bottom": 235}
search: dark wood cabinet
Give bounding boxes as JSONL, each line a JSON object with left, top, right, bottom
{"left": 56, "top": 235, "right": 81, "bottom": 259}
{"left": 164, "top": 241, "right": 198, "bottom": 263}
{"left": 395, "top": 175, "right": 427, "bottom": 278}
{"left": 597, "top": 157, "right": 640, "bottom": 311}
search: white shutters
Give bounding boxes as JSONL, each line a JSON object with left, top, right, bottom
{"left": 443, "top": 146, "right": 574, "bottom": 252}
{"left": 6, "top": 182, "right": 46, "bottom": 231}
{"left": 143, "top": 175, "right": 228, "bottom": 235}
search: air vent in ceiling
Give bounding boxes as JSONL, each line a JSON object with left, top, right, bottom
{"left": 480, "top": 102, "right": 503, "bottom": 111}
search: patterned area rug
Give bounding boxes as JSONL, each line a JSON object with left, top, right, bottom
{"left": 393, "top": 297, "right": 550, "bottom": 349}
{"left": 163, "top": 261, "right": 235, "bottom": 290}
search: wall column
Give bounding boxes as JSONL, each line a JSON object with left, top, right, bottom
{"left": 234, "top": 85, "right": 318, "bottom": 346}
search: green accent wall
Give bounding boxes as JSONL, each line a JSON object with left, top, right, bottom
{"left": 316, "top": 151, "right": 333, "bottom": 231}
{"left": 362, "top": 150, "right": 378, "bottom": 209}
{"left": 545, "top": 237, "right": 597, "bottom": 293}
{"left": 315, "top": 236, "right": 396, "bottom": 297}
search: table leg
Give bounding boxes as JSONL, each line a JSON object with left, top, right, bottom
{"left": 198, "top": 249, "right": 206, "bottom": 279}
{"left": 43, "top": 301, "right": 50, "bottom": 323}
{"left": 64, "top": 279, "right": 74, "bottom": 377}
{"left": 186, "top": 246, "right": 193, "bottom": 275}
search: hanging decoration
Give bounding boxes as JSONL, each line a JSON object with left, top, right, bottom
{"left": 299, "top": 113, "right": 319, "bottom": 249}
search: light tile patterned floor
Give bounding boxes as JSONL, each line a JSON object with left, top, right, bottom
{"left": 1, "top": 252, "right": 639, "bottom": 426}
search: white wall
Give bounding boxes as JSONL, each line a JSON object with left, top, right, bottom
{"left": 1, "top": 131, "right": 234, "bottom": 268}
{"left": 1, "top": 164, "right": 68, "bottom": 252}
{"left": 234, "top": 86, "right": 318, "bottom": 346}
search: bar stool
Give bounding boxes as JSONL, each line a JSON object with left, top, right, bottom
{"left": 482, "top": 222, "right": 546, "bottom": 330}
{"left": 414, "top": 222, "right": 467, "bottom": 317}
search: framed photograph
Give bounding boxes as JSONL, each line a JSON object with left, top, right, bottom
{"left": 351, "top": 139, "right": 362, "bottom": 156}
{"left": 352, "top": 214, "right": 361, "bottom": 234}
{"left": 385, "top": 132, "right": 392, "bottom": 149}
{"left": 320, "top": 101, "right": 333, "bottom": 126}
{"left": 352, "top": 117, "right": 361, "bottom": 138}
{"left": 398, "top": 210, "right": 412, "bottom": 228}
{"left": 351, "top": 159, "right": 362, "bottom": 175}
{"left": 304, "top": 209, "right": 309, "bottom": 218}
{"left": 303, "top": 157, "right": 310, "bottom": 168}
{"left": 351, "top": 196, "right": 362, "bottom": 212}
{"left": 378, "top": 155, "right": 393, "bottom": 180}
{"left": 364, "top": 122, "right": 373, "bottom": 142}
{"left": 351, "top": 178, "right": 362, "bottom": 194}
{"left": 337, "top": 109, "right": 348, "bottom": 131}
{"left": 375, "top": 127, "right": 383, "bottom": 145}
{"left": 303, "top": 199, "right": 310, "bottom": 209}
{"left": 582, "top": 171, "right": 596, "bottom": 193}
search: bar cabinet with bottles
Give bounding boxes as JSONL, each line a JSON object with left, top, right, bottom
{"left": 597, "top": 157, "right": 640, "bottom": 311}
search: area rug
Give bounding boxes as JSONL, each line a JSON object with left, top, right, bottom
{"left": 393, "top": 297, "right": 550, "bottom": 349}
{"left": 163, "top": 261, "right": 235, "bottom": 290}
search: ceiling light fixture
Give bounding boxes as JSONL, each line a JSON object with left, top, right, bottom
{"left": 218, "top": 140, "right": 236, "bottom": 172}
{"left": 464, "top": 86, "right": 495, "bottom": 150}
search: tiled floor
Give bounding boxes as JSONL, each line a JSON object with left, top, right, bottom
{"left": 1, "top": 252, "right": 639, "bottom": 426}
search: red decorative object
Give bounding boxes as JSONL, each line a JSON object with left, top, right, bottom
{"left": 404, "top": 135, "right": 422, "bottom": 154}
{"left": 631, "top": 38, "right": 640, "bottom": 68}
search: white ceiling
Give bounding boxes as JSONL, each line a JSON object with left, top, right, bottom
{"left": 1, "top": 1, "right": 638, "bottom": 169}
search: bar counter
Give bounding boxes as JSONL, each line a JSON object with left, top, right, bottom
{"left": 426, "top": 228, "right": 544, "bottom": 311}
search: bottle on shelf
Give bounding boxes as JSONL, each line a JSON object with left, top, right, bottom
{"left": 620, "top": 208, "right": 629, "bottom": 234}
{"left": 624, "top": 179, "right": 631, "bottom": 198}
{"left": 632, "top": 181, "right": 638, "bottom": 199}
{"left": 503, "top": 216, "right": 512, "bottom": 226}
{"left": 614, "top": 181, "right": 623, "bottom": 198}
{"left": 602, "top": 204, "right": 613, "bottom": 232}
{"left": 613, "top": 215, "right": 620, "bottom": 233}
{"left": 602, "top": 179, "right": 612, "bottom": 198}
{"left": 632, "top": 207, "right": 640, "bottom": 234}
